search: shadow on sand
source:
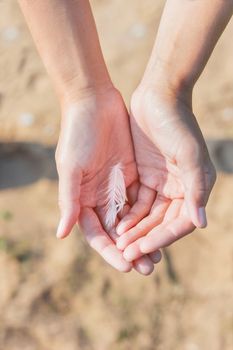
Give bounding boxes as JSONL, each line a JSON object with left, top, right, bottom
{"left": 0, "top": 139, "right": 232, "bottom": 190}
{"left": 0, "top": 142, "right": 57, "bottom": 190}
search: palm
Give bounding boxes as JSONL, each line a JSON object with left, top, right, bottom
{"left": 116, "top": 91, "right": 207, "bottom": 260}
{"left": 56, "top": 89, "right": 160, "bottom": 274}
{"left": 59, "top": 95, "right": 136, "bottom": 208}
{"left": 130, "top": 114, "right": 183, "bottom": 201}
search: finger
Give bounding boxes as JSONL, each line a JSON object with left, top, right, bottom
{"left": 133, "top": 255, "right": 154, "bottom": 276}
{"left": 116, "top": 181, "right": 138, "bottom": 220}
{"left": 123, "top": 200, "right": 195, "bottom": 261}
{"left": 117, "top": 180, "right": 138, "bottom": 219}
{"left": 123, "top": 237, "right": 145, "bottom": 262}
{"left": 163, "top": 197, "right": 181, "bottom": 222}
{"left": 149, "top": 250, "right": 162, "bottom": 264}
{"left": 123, "top": 200, "right": 180, "bottom": 261}
{"left": 127, "top": 181, "right": 139, "bottom": 206}
{"left": 79, "top": 207, "right": 132, "bottom": 273}
{"left": 56, "top": 167, "right": 82, "bottom": 239}
{"left": 124, "top": 245, "right": 165, "bottom": 267}
{"left": 178, "top": 143, "right": 214, "bottom": 229}
{"left": 140, "top": 202, "right": 195, "bottom": 254}
{"left": 117, "top": 203, "right": 131, "bottom": 220}
{"left": 96, "top": 206, "right": 120, "bottom": 242}
{"left": 97, "top": 206, "right": 156, "bottom": 275}
{"left": 116, "top": 185, "right": 156, "bottom": 235}
{"left": 116, "top": 195, "right": 170, "bottom": 250}
{"left": 183, "top": 166, "right": 208, "bottom": 229}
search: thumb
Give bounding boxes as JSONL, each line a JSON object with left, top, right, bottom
{"left": 56, "top": 166, "right": 82, "bottom": 239}
{"left": 182, "top": 166, "right": 207, "bottom": 228}
{"left": 178, "top": 142, "right": 208, "bottom": 228}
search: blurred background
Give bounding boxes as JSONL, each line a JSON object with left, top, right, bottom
{"left": 0, "top": 1, "right": 232, "bottom": 349}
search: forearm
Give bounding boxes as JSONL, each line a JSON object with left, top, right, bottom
{"left": 18, "top": 0, "right": 112, "bottom": 103}
{"left": 141, "top": 0, "right": 233, "bottom": 100}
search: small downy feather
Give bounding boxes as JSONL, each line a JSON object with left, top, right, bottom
{"left": 105, "top": 163, "right": 127, "bottom": 229}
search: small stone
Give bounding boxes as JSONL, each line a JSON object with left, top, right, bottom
{"left": 129, "top": 23, "right": 147, "bottom": 39}
{"left": 222, "top": 107, "right": 233, "bottom": 121}
{"left": 1, "top": 26, "right": 20, "bottom": 42}
{"left": 18, "top": 113, "right": 35, "bottom": 127}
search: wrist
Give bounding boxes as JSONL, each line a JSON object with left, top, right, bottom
{"left": 57, "top": 76, "right": 115, "bottom": 107}
{"left": 136, "top": 78, "right": 193, "bottom": 109}
{"left": 139, "top": 59, "right": 194, "bottom": 107}
{"left": 131, "top": 79, "right": 193, "bottom": 121}
{"left": 59, "top": 85, "right": 123, "bottom": 117}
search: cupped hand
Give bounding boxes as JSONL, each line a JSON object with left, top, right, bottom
{"left": 116, "top": 86, "right": 216, "bottom": 261}
{"left": 55, "top": 87, "right": 161, "bottom": 274}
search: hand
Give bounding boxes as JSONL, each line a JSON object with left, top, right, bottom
{"left": 116, "top": 86, "right": 216, "bottom": 261}
{"left": 55, "top": 87, "right": 161, "bottom": 274}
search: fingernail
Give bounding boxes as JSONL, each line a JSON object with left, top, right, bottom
{"left": 116, "top": 222, "right": 127, "bottom": 235}
{"left": 139, "top": 241, "right": 147, "bottom": 253}
{"left": 139, "top": 238, "right": 151, "bottom": 254}
{"left": 116, "top": 239, "right": 124, "bottom": 251}
{"left": 56, "top": 218, "right": 65, "bottom": 239}
{"left": 150, "top": 250, "right": 162, "bottom": 263}
{"left": 198, "top": 207, "right": 207, "bottom": 228}
{"left": 119, "top": 261, "right": 132, "bottom": 273}
{"left": 123, "top": 248, "right": 136, "bottom": 262}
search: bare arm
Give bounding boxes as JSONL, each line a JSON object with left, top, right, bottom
{"left": 138, "top": 0, "right": 233, "bottom": 226}
{"left": 122, "top": 0, "right": 233, "bottom": 257}
{"left": 141, "top": 0, "right": 233, "bottom": 100}
{"left": 18, "top": 0, "right": 161, "bottom": 275}
{"left": 18, "top": 0, "right": 113, "bottom": 104}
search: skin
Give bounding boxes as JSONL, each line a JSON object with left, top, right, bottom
{"left": 18, "top": 0, "right": 161, "bottom": 275}
{"left": 18, "top": 0, "right": 233, "bottom": 274}
{"left": 116, "top": 0, "right": 233, "bottom": 261}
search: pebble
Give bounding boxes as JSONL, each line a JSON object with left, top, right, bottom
{"left": 18, "top": 112, "right": 35, "bottom": 127}
{"left": 1, "top": 26, "right": 20, "bottom": 42}
{"left": 129, "top": 23, "right": 147, "bottom": 39}
{"left": 222, "top": 107, "right": 233, "bottom": 121}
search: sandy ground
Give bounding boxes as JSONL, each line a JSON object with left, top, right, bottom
{"left": 0, "top": 1, "right": 233, "bottom": 349}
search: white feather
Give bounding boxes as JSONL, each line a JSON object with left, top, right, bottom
{"left": 105, "top": 163, "right": 127, "bottom": 229}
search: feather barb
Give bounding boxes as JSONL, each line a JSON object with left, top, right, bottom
{"left": 105, "top": 163, "right": 127, "bottom": 229}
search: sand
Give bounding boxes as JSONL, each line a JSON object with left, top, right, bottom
{"left": 0, "top": 1, "right": 232, "bottom": 349}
